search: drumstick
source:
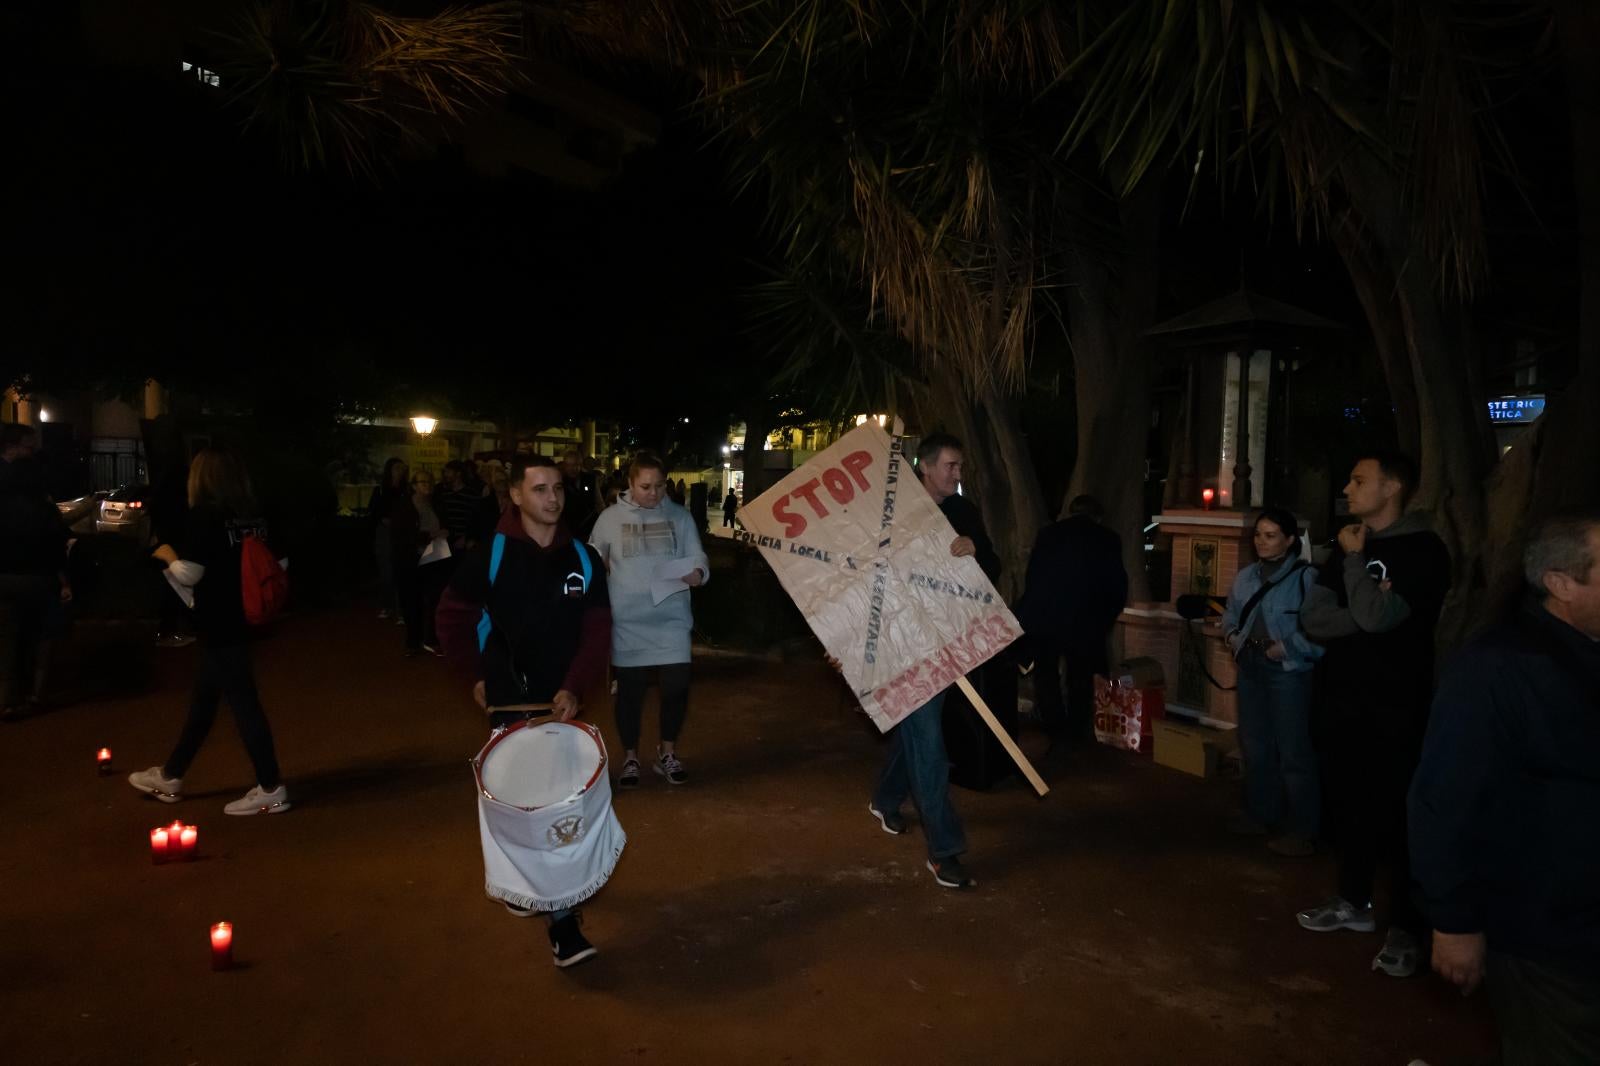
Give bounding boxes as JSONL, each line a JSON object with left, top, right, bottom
{"left": 484, "top": 702, "right": 557, "bottom": 715}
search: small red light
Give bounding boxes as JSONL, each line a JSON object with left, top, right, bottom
{"left": 1201, "top": 488, "right": 1216, "bottom": 510}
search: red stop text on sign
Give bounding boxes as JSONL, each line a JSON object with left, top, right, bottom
{"left": 771, "top": 450, "right": 873, "bottom": 538}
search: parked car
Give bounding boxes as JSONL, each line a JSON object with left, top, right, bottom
{"left": 57, "top": 493, "right": 99, "bottom": 535}
{"left": 96, "top": 485, "right": 153, "bottom": 540}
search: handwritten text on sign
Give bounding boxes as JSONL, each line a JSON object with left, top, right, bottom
{"left": 735, "top": 423, "right": 1021, "bottom": 731}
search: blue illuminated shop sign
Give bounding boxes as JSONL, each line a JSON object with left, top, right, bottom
{"left": 1487, "top": 395, "right": 1545, "bottom": 424}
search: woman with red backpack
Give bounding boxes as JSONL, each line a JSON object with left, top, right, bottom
{"left": 128, "top": 446, "right": 290, "bottom": 816}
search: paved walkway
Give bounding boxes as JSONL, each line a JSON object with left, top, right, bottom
{"left": 3, "top": 607, "right": 1493, "bottom": 1064}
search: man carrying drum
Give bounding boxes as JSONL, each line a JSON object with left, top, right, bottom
{"left": 438, "top": 454, "right": 614, "bottom": 969}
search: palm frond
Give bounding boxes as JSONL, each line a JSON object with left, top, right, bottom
{"left": 212, "top": 0, "right": 526, "bottom": 176}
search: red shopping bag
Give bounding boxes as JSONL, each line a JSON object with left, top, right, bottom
{"left": 1093, "top": 675, "right": 1165, "bottom": 755}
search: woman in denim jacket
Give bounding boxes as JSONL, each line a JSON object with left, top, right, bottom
{"left": 1222, "top": 508, "right": 1323, "bottom": 856}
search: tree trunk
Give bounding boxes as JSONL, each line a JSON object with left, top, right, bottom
{"left": 1331, "top": 216, "right": 1422, "bottom": 459}
{"left": 740, "top": 409, "right": 776, "bottom": 502}
{"left": 977, "top": 383, "right": 1047, "bottom": 597}
{"left": 1061, "top": 183, "right": 1162, "bottom": 602}
{"left": 1338, "top": 149, "right": 1494, "bottom": 645}
{"left": 1534, "top": 0, "right": 1600, "bottom": 516}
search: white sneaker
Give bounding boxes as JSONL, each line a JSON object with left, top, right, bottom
{"left": 1296, "top": 896, "right": 1377, "bottom": 933}
{"left": 128, "top": 766, "right": 184, "bottom": 803}
{"left": 224, "top": 784, "right": 291, "bottom": 816}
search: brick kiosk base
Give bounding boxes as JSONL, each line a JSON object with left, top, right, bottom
{"left": 1112, "top": 509, "right": 1257, "bottom": 725}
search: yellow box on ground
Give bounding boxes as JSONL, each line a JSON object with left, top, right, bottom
{"left": 1152, "top": 719, "right": 1234, "bottom": 778}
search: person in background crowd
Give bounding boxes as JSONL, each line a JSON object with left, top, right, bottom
{"left": 559, "top": 448, "right": 600, "bottom": 538}
{"left": 368, "top": 457, "right": 408, "bottom": 620}
{"left": 1297, "top": 450, "right": 1451, "bottom": 978}
{"left": 468, "top": 460, "right": 509, "bottom": 546}
{"left": 689, "top": 480, "right": 709, "bottom": 535}
{"left": 722, "top": 489, "right": 739, "bottom": 527}
{"left": 388, "top": 465, "right": 424, "bottom": 655}
{"left": 1221, "top": 508, "right": 1323, "bottom": 857}
{"left": 408, "top": 470, "right": 447, "bottom": 657}
{"left": 588, "top": 452, "right": 709, "bottom": 790}
{"left": 128, "top": 447, "right": 289, "bottom": 815}
{"left": 1014, "top": 494, "right": 1127, "bottom": 749}
{"left": 438, "top": 461, "right": 480, "bottom": 554}
{"left": 151, "top": 459, "right": 195, "bottom": 648}
{"left": 1409, "top": 507, "right": 1600, "bottom": 1065}
{"left": 0, "top": 424, "right": 70, "bottom": 721}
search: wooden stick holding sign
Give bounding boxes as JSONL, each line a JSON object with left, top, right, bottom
{"left": 955, "top": 676, "right": 1049, "bottom": 797}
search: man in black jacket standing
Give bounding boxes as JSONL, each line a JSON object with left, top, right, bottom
{"left": 1015, "top": 495, "right": 1127, "bottom": 745}
{"left": 1297, "top": 450, "right": 1451, "bottom": 979}
{"left": 1409, "top": 508, "right": 1600, "bottom": 1065}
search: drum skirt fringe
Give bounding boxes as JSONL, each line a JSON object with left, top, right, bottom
{"left": 474, "top": 721, "right": 627, "bottom": 913}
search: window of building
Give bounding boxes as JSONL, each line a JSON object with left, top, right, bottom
{"left": 181, "top": 61, "right": 221, "bottom": 88}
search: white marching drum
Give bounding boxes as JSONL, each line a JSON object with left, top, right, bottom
{"left": 472, "top": 719, "right": 626, "bottom": 913}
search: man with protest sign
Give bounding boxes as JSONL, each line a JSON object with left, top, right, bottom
{"left": 726, "top": 422, "right": 1034, "bottom": 888}
{"left": 864, "top": 432, "right": 998, "bottom": 889}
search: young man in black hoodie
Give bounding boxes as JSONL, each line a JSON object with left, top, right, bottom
{"left": 1296, "top": 450, "right": 1451, "bottom": 978}
{"left": 1409, "top": 508, "right": 1600, "bottom": 1065}
{"left": 436, "top": 454, "right": 612, "bottom": 968}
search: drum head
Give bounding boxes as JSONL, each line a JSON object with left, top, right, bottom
{"left": 478, "top": 721, "right": 604, "bottom": 810}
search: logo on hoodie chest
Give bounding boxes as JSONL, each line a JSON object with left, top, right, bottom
{"left": 620, "top": 521, "right": 678, "bottom": 559}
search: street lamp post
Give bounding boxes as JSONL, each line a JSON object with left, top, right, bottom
{"left": 410, "top": 416, "right": 438, "bottom": 436}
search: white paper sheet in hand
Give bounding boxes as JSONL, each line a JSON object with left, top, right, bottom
{"left": 650, "top": 556, "right": 701, "bottom": 606}
{"left": 419, "top": 536, "right": 452, "bottom": 566}
{"left": 163, "top": 568, "right": 195, "bottom": 609}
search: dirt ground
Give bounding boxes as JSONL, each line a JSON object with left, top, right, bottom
{"left": 2, "top": 607, "right": 1496, "bottom": 1065}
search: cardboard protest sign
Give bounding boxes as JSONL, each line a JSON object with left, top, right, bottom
{"left": 728, "top": 422, "right": 1024, "bottom": 734}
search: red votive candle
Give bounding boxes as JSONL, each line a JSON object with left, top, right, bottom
{"left": 178, "top": 825, "right": 198, "bottom": 859}
{"left": 149, "top": 827, "right": 170, "bottom": 865}
{"left": 96, "top": 748, "right": 113, "bottom": 775}
{"left": 166, "top": 821, "right": 186, "bottom": 860}
{"left": 210, "top": 922, "right": 233, "bottom": 971}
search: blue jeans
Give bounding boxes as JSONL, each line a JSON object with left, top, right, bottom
{"left": 1235, "top": 650, "right": 1319, "bottom": 838}
{"left": 871, "top": 690, "right": 967, "bottom": 860}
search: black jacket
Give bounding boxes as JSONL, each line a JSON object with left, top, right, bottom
{"left": 1408, "top": 604, "right": 1600, "bottom": 976}
{"left": 437, "top": 510, "right": 611, "bottom": 708}
{"left": 937, "top": 493, "right": 1001, "bottom": 584}
{"left": 1302, "top": 514, "right": 1451, "bottom": 712}
{"left": 1016, "top": 515, "right": 1126, "bottom": 645}
{"left": 181, "top": 505, "right": 267, "bottom": 647}
{"left": 0, "top": 458, "right": 67, "bottom": 577}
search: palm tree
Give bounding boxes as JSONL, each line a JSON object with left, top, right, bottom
{"left": 1063, "top": 0, "right": 1576, "bottom": 634}
{"left": 211, "top": 0, "right": 528, "bottom": 176}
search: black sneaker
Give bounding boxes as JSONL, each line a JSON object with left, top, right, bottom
{"left": 549, "top": 912, "right": 597, "bottom": 968}
{"left": 868, "top": 803, "right": 907, "bottom": 835}
{"left": 926, "top": 856, "right": 976, "bottom": 889}
{"left": 618, "top": 757, "right": 640, "bottom": 790}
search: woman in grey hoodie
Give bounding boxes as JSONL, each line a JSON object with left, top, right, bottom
{"left": 588, "top": 452, "right": 709, "bottom": 788}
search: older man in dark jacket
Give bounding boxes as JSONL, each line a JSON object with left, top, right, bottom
{"left": 1408, "top": 507, "right": 1600, "bottom": 1066}
{"left": 1014, "top": 495, "right": 1127, "bottom": 745}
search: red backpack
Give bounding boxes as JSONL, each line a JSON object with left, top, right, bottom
{"left": 240, "top": 533, "right": 288, "bottom": 625}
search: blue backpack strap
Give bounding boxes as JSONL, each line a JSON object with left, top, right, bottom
{"left": 476, "top": 533, "right": 507, "bottom": 652}
{"left": 488, "top": 532, "right": 507, "bottom": 584}
{"left": 573, "top": 537, "right": 591, "bottom": 592}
